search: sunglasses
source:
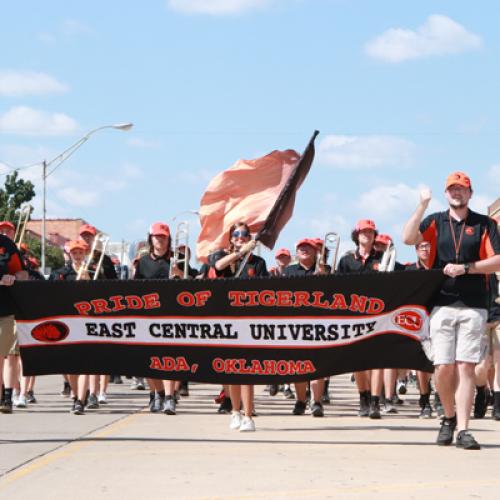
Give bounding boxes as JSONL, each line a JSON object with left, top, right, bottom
{"left": 232, "top": 229, "right": 250, "bottom": 238}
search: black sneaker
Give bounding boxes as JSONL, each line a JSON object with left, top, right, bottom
{"left": 179, "top": 381, "right": 189, "bottom": 397}
{"left": 0, "top": 399, "right": 13, "bottom": 414}
{"left": 369, "top": 398, "right": 381, "bottom": 419}
{"left": 86, "top": 393, "right": 99, "bottom": 409}
{"left": 436, "top": 415, "right": 456, "bottom": 445}
{"left": 473, "top": 386, "right": 487, "bottom": 419}
{"left": 456, "top": 430, "right": 480, "bottom": 450}
{"left": 321, "top": 383, "right": 331, "bottom": 404}
{"left": 311, "top": 401, "right": 324, "bottom": 417}
{"left": 382, "top": 401, "right": 398, "bottom": 414}
{"left": 73, "top": 399, "right": 85, "bottom": 415}
{"left": 269, "top": 384, "right": 279, "bottom": 396}
{"left": 293, "top": 400, "right": 307, "bottom": 415}
{"left": 391, "top": 394, "right": 404, "bottom": 405}
{"left": 217, "top": 396, "right": 233, "bottom": 414}
{"left": 61, "top": 381, "right": 71, "bottom": 397}
{"left": 27, "top": 390, "right": 37, "bottom": 404}
{"left": 283, "top": 387, "right": 295, "bottom": 400}
{"left": 419, "top": 404, "right": 432, "bottom": 419}
{"left": 358, "top": 391, "right": 370, "bottom": 417}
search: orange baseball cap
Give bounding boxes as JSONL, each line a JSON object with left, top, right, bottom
{"left": 0, "top": 221, "right": 16, "bottom": 232}
{"left": 79, "top": 224, "right": 97, "bottom": 236}
{"left": 68, "top": 239, "right": 89, "bottom": 252}
{"left": 149, "top": 222, "right": 170, "bottom": 237}
{"left": 375, "top": 234, "right": 392, "bottom": 245}
{"left": 296, "top": 238, "right": 318, "bottom": 250}
{"left": 445, "top": 171, "right": 471, "bottom": 190}
{"left": 275, "top": 248, "right": 291, "bottom": 258}
{"left": 355, "top": 219, "right": 377, "bottom": 232}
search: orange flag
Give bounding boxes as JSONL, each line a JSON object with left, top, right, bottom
{"left": 196, "top": 149, "right": 301, "bottom": 263}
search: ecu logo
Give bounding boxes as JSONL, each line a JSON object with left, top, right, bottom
{"left": 31, "top": 321, "right": 70, "bottom": 342}
{"left": 465, "top": 226, "right": 474, "bottom": 236}
{"left": 392, "top": 310, "right": 423, "bottom": 332}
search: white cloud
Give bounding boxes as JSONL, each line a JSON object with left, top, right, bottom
{"left": 0, "top": 71, "right": 68, "bottom": 97}
{"left": 122, "top": 163, "right": 144, "bottom": 179}
{"left": 61, "top": 19, "right": 92, "bottom": 36}
{"left": 318, "top": 135, "right": 415, "bottom": 168}
{"left": 167, "top": 0, "right": 271, "bottom": 15}
{"left": 128, "top": 137, "right": 161, "bottom": 149}
{"left": 358, "top": 183, "right": 445, "bottom": 220}
{"left": 177, "top": 168, "right": 216, "bottom": 184}
{"left": 365, "top": 15, "right": 482, "bottom": 63}
{"left": 0, "top": 106, "right": 78, "bottom": 136}
{"left": 57, "top": 186, "right": 100, "bottom": 207}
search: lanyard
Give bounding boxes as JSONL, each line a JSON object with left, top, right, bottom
{"left": 448, "top": 213, "right": 467, "bottom": 263}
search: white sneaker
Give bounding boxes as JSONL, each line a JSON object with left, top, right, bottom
{"left": 15, "top": 394, "right": 27, "bottom": 408}
{"left": 239, "top": 416, "right": 256, "bottom": 432}
{"left": 229, "top": 412, "right": 242, "bottom": 430}
{"left": 97, "top": 393, "right": 107, "bottom": 404}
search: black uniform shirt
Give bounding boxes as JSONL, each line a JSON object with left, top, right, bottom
{"left": 420, "top": 209, "right": 500, "bottom": 308}
{"left": 0, "top": 234, "right": 26, "bottom": 316}
{"left": 283, "top": 262, "right": 316, "bottom": 277}
{"left": 134, "top": 253, "right": 170, "bottom": 279}
{"left": 209, "top": 250, "right": 269, "bottom": 278}
{"left": 336, "top": 248, "right": 383, "bottom": 274}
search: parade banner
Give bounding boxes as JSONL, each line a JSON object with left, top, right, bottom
{"left": 9, "top": 270, "right": 444, "bottom": 383}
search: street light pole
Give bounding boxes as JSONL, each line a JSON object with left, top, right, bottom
{"left": 40, "top": 122, "right": 133, "bottom": 274}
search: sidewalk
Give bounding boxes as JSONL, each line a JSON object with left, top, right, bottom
{"left": 1, "top": 374, "right": 499, "bottom": 499}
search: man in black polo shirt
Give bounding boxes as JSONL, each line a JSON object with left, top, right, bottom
{"left": 403, "top": 171, "right": 500, "bottom": 450}
{"left": 0, "top": 233, "right": 28, "bottom": 413}
{"left": 284, "top": 238, "right": 326, "bottom": 417}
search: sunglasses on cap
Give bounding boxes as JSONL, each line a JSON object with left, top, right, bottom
{"left": 232, "top": 229, "right": 250, "bottom": 238}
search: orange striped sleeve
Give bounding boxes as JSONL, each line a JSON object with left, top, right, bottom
{"left": 421, "top": 219, "right": 438, "bottom": 268}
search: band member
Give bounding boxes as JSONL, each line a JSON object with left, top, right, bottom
{"left": 269, "top": 248, "right": 292, "bottom": 276}
{"left": 211, "top": 222, "right": 269, "bottom": 432}
{"left": 134, "top": 222, "right": 183, "bottom": 415}
{"left": 50, "top": 239, "right": 90, "bottom": 414}
{"left": 283, "top": 238, "right": 327, "bottom": 417}
{"left": 337, "top": 219, "right": 385, "bottom": 419}
{"left": 405, "top": 241, "right": 434, "bottom": 418}
{"left": 78, "top": 224, "right": 117, "bottom": 279}
{"left": 0, "top": 230, "right": 28, "bottom": 414}
{"left": 402, "top": 171, "right": 500, "bottom": 449}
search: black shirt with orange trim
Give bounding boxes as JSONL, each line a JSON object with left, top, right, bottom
{"left": 420, "top": 209, "right": 500, "bottom": 308}
{"left": 336, "top": 248, "right": 383, "bottom": 274}
{"left": 209, "top": 250, "right": 269, "bottom": 279}
{"left": 49, "top": 265, "right": 78, "bottom": 281}
{"left": 134, "top": 253, "right": 171, "bottom": 279}
{"left": 0, "top": 234, "right": 26, "bottom": 316}
{"left": 283, "top": 262, "right": 316, "bottom": 277}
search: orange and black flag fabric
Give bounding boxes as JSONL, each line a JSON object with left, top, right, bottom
{"left": 196, "top": 131, "right": 319, "bottom": 262}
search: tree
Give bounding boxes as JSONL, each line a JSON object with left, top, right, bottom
{"left": 25, "top": 236, "right": 65, "bottom": 271}
{"left": 0, "top": 171, "right": 36, "bottom": 222}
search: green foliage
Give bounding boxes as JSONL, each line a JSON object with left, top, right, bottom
{"left": 0, "top": 171, "right": 36, "bottom": 222}
{"left": 25, "top": 236, "right": 65, "bottom": 271}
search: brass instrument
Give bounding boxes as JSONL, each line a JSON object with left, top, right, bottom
{"left": 379, "top": 240, "right": 397, "bottom": 272}
{"left": 15, "top": 204, "right": 32, "bottom": 247}
{"left": 170, "top": 221, "right": 190, "bottom": 279}
{"left": 315, "top": 232, "right": 340, "bottom": 273}
{"left": 77, "top": 233, "right": 110, "bottom": 280}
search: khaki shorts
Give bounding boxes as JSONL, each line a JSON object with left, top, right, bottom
{"left": 0, "top": 315, "right": 17, "bottom": 356}
{"left": 430, "top": 306, "right": 488, "bottom": 365}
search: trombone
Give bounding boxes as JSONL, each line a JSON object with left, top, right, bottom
{"left": 379, "top": 240, "right": 397, "bottom": 272}
{"left": 170, "top": 221, "right": 190, "bottom": 279}
{"left": 77, "top": 233, "right": 110, "bottom": 280}
{"left": 15, "top": 204, "right": 32, "bottom": 247}
{"left": 315, "top": 232, "right": 340, "bottom": 273}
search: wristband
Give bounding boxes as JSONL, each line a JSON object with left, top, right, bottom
{"left": 463, "top": 263, "right": 470, "bottom": 275}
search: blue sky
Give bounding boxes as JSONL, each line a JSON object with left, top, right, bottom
{"left": 1, "top": 0, "right": 499, "bottom": 266}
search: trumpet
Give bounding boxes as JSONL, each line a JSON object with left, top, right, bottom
{"left": 77, "top": 233, "right": 110, "bottom": 280}
{"left": 170, "top": 221, "right": 190, "bottom": 279}
{"left": 15, "top": 204, "right": 32, "bottom": 247}
{"left": 379, "top": 240, "right": 397, "bottom": 272}
{"left": 315, "top": 232, "right": 340, "bottom": 273}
